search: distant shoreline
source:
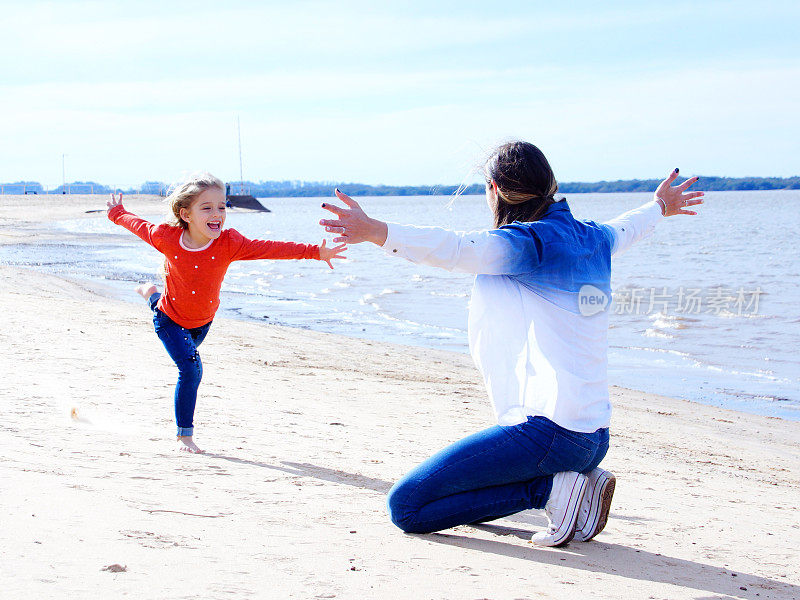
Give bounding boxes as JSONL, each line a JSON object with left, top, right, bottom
{"left": 251, "top": 176, "right": 800, "bottom": 197}
{"left": 3, "top": 175, "right": 799, "bottom": 197}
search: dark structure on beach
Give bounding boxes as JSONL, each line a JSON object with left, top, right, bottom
{"left": 225, "top": 184, "right": 270, "bottom": 212}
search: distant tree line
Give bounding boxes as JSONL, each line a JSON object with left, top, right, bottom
{"left": 207, "top": 176, "right": 800, "bottom": 196}
{"left": 557, "top": 176, "right": 800, "bottom": 193}
{"left": 248, "top": 181, "right": 474, "bottom": 197}
{"left": 2, "top": 176, "right": 799, "bottom": 196}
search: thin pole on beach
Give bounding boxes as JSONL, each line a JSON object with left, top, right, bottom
{"left": 237, "top": 115, "right": 244, "bottom": 194}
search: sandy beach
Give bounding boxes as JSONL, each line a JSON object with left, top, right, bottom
{"left": 1, "top": 195, "right": 799, "bottom": 600}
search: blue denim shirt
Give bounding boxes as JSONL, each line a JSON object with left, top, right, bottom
{"left": 497, "top": 200, "right": 615, "bottom": 314}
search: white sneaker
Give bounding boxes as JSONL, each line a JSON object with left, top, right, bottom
{"left": 530, "top": 471, "right": 588, "bottom": 547}
{"left": 573, "top": 468, "right": 616, "bottom": 542}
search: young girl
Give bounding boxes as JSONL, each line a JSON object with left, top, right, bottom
{"left": 107, "top": 172, "right": 345, "bottom": 453}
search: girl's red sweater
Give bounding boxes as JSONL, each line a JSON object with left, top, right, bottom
{"left": 108, "top": 205, "right": 320, "bottom": 328}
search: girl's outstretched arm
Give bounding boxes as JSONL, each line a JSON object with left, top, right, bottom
{"left": 230, "top": 236, "right": 345, "bottom": 267}
{"left": 106, "top": 192, "right": 165, "bottom": 250}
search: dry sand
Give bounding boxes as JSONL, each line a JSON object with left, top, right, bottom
{"left": 1, "top": 195, "right": 799, "bottom": 599}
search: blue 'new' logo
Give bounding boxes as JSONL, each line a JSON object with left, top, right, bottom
{"left": 578, "top": 285, "right": 610, "bottom": 316}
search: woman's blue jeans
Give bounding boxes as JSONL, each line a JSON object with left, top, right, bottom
{"left": 387, "top": 415, "right": 609, "bottom": 534}
{"left": 148, "top": 293, "right": 212, "bottom": 437}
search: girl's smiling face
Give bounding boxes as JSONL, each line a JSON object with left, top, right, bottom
{"left": 180, "top": 187, "right": 227, "bottom": 246}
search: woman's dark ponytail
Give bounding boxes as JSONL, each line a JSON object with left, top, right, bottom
{"left": 485, "top": 142, "right": 559, "bottom": 228}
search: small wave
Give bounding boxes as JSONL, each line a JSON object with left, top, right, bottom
{"left": 369, "top": 307, "right": 464, "bottom": 333}
{"left": 714, "top": 310, "right": 769, "bottom": 320}
{"left": 616, "top": 345, "right": 691, "bottom": 358}
{"left": 358, "top": 289, "right": 396, "bottom": 304}
{"left": 717, "top": 388, "right": 797, "bottom": 403}
{"left": 687, "top": 360, "right": 787, "bottom": 382}
{"left": 424, "top": 332, "right": 457, "bottom": 339}
{"left": 430, "top": 291, "right": 469, "bottom": 298}
{"left": 643, "top": 328, "right": 674, "bottom": 339}
{"left": 648, "top": 313, "right": 689, "bottom": 330}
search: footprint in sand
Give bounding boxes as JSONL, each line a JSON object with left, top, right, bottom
{"left": 101, "top": 564, "right": 127, "bottom": 573}
{"left": 70, "top": 407, "right": 91, "bottom": 424}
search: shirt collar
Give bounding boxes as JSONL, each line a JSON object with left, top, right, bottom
{"left": 543, "top": 199, "right": 571, "bottom": 217}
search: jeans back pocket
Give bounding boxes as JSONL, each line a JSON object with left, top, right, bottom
{"left": 537, "top": 431, "right": 597, "bottom": 475}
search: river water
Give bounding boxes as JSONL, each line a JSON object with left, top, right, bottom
{"left": 3, "top": 190, "right": 798, "bottom": 420}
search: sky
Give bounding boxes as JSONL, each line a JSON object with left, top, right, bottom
{"left": 0, "top": 0, "right": 798, "bottom": 188}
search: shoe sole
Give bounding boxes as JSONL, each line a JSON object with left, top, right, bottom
{"left": 574, "top": 472, "right": 615, "bottom": 542}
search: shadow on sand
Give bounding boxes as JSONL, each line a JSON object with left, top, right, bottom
{"left": 207, "top": 454, "right": 797, "bottom": 600}
{"left": 424, "top": 526, "right": 796, "bottom": 600}
{"left": 207, "top": 454, "right": 392, "bottom": 494}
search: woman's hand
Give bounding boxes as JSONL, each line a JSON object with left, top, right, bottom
{"left": 654, "top": 169, "right": 704, "bottom": 216}
{"left": 107, "top": 191, "right": 123, "bottom": 215}
{"left": 319, "top": 189, "right": 388, "bottom": 246}
{"left": 318, "top": 239, "right": 347, "bottom": 269}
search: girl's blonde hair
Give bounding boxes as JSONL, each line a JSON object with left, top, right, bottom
{"left": 165, "top": 172, "right": 225, "bottom": 229}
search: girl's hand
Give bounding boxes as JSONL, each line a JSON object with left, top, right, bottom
{"left": 318, "top": 239, "right": 347, "bottom": 269}
{"left": 107, "top": 191, "right": 124, "bottom": 215}
{"left": 654, "top": 169, "right": 704, "bottom": 216}
{"left": 319, "top": 189, "right": 388, "bottom": 245}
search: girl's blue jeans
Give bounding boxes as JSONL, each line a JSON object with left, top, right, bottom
{"left": 387, "top": 415, "right": 609, "bottom": 534}
{"left": 148, "top": 293, "right": 212, "bottom": 437}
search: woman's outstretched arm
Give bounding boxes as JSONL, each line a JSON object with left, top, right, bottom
{"left": 319, "top": 190, "right": 543, "bottom": 275}
{"left": 603, "top": 169, "right": 704, "bottom": 257}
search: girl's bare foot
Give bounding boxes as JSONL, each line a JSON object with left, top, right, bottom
{"left": 135, "top": 283, "right": 157, "bottom": 299}
{"left": 177, "top": 436, "right": 203, "bottom": 454}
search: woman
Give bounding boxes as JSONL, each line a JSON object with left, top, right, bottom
{"left": 320, "top": 142, "right": 703, "bottom": 545}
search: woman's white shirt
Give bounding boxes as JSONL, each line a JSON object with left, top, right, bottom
{"left": 381, "top": 200, "right": 663, "bottom": 432}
